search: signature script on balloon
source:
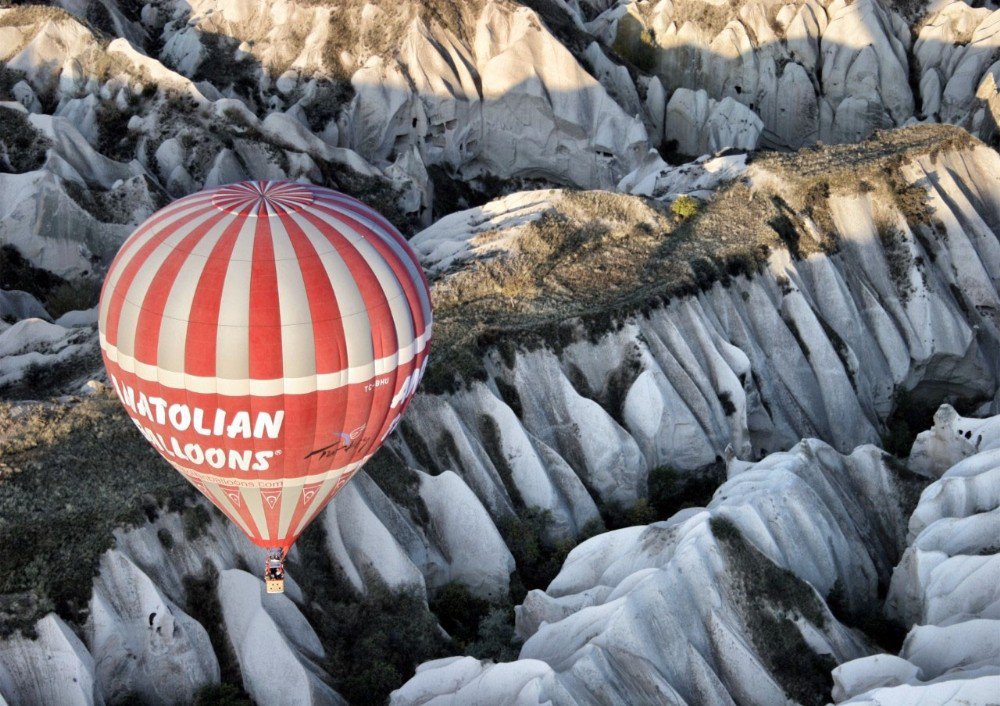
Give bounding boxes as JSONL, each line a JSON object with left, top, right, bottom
{"left": 304, "top": 424, "right": 368, "bottom": 461}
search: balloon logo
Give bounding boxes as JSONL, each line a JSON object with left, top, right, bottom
{"left": 98, "top": 181, "right": 432, "bottom": 569}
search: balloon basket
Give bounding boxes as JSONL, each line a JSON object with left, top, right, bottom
{"left": 266, "top": 577, "right": 285, "bottom": 594}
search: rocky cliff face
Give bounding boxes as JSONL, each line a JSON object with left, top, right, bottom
{"left": 832, "top": 407, "right": 1000, "bottom": 705}
{"left": 604, "top": 0, "right": 1000, "bottom": 150}
{"left": 1, "top": 0, "right": 999, "bottom": 704}
{"left": 0, "top": 126, "right": 997, "bottom": 706}
{"left": 391, "top": 408, "right": 1000, "bottom": 705}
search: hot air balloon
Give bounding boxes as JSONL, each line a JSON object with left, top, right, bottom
{"left": 98, "top": 180, "right": 432, "bottom": 593}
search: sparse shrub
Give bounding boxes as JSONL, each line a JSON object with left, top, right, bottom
{"left": 500, "top": 507, "right": 578, "bottom": 597}
{"left": 876, "top": 223, "right": 915, "bottom": 302}
{"left": 881, "top": 388, "right": 916, "bottom": 458}
{"left": 478, "top": 414, "right": 523, "bottom": 506}
{"left": 670, "top": 195, "right": 699, "bottom": 219}
{"left": 647, "top": 463, "right": 725, "bottom": 520}
{"left": 157, "top": 528, "right": 175, "bottom": 550}
{"left": 493, "top": 377, "right": 523, "bottom": 418}
{"left": 193, "top": 684, "right": 253, "bottom": 706}
{"left": 95, "top": 100, "right": 139, "bottom": 162}
{"left": 596, "top": 496, "right": 657, "bottom": 531}
{"left": 44, "top": 279, "right": 101, "bottom": 320}
{"left": 826, "top": 578, "right": 907, "bottom": 653}
{"left": 467, "top": 605, "right": 521, "bottom": 662}
{"left": 184, "top": 561, "right": 244, "bottom": 686}
{"left": 0, "top": 397, "right": 189, "bottom": 636}
{"left": 20, "top": 363, "right": 46, "bottom": 391}
{"left": 430, "top": 581, "right": 490, "bottom": 645}
{"left": 612, "top": 14, "right": 658, "bottom": 71}
{"left": 0, "top": 66, "right": 27, "bottom": 101}
{"left": 193, "top": 33, "right": 257, "bottom": 98}
{"left": 85, "top": 0, "right": 115, "bottom": 35}
{"left": 291, "top": 524, "right": 450, "bottom": 705}
{"left": 708, "top": 515, "right": 742, "bottom": 543}
{"left": 0, "top": 106, "right": 50, "bottom": 172}
{"left": 303, "top": 78, "right": 355, "bottom": 133}
{"left": 183, "top": 504, "right": 212, "bottom": 541}
{"left": 363, "top": 446, "right": 430, "bottom": 525}
{"left": 711, "top": 515, "right": 836, "bottom": 705}
{"left": 397, "top": 419, "right": 439, "bottom": 475}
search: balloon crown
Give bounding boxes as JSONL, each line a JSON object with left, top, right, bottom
{"left": 211, "top": 180, "right": 316, "bottom": 217}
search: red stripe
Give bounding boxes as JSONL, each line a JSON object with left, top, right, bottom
{"left": 219, "top": 485, "right": 263, "bottom": 542}
{"left": 184, "top": 217, "right": 246, "bottom": 377}
{"left": 275, "top": 211, "right": 346, "bottom": 468}
{"left": 301, "top": 208, "right": 396, "bottom": 457}
{"left": 132, "top": 212, "right": 230, "bottom": 366}
{"left": 315, "top": 192, "right": 430, "bottom": 295}
{"left": 276, "top": 211, "right": 348, "bottom": 374}
{"left": 308, "top": 201, "right": 428, "bottom": 341}
{"left": 100, "top": 194, "right": 219, "bottom": 307}
{"left": 295, "top": 208, "right": 397, "bottom": 362}
{"left": 248, "top": 216, "right": 283, "bottom": 380}
{"left": 105, "top": 205, "right": 217, "bottom": 348}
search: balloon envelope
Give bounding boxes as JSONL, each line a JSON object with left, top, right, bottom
{"left": 99, "top": 181, "right": 432, "bottom": 551}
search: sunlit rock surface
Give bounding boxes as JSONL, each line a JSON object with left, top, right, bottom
{"left": 832, "top": 409, "right": 1000, "bottom": 704}
{"left": 392, "top": 437, "right": 919, "bottom": 704}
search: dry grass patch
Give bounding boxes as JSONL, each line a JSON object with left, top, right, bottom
{"left": 0, "top": 395, "right": 189, "bottom": 636}
{"left": 424, "top": 124, "right": 977, "bottom": 392}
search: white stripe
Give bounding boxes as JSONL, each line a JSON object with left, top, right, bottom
{"left": 215, "top": 218, "right": 257, "bottom": 379}
{"left": 100, "top": 324, "right": 431, "bottom": 396}
{"left": 291, "top": 209, "right": 371, "bottom": 372}
{"left": 157, "top": 214, "right": 236, "bottom": 372}
{"left": 271, "top": 215, "right": 317, "bottom": 378}
{"left": 173, "top": 454, "right": 371, "bottom": 488}
{"left": 99, "top": 197, "right": 218, "bottom": 326}
{"left": 113, "top": 208, "right": 227, "bottom": 357}
{"left": 241, "top": 487, "right": 269, "bottom": 541}
{"left": 311, "top": 195, "right": 433, "bottom": 319}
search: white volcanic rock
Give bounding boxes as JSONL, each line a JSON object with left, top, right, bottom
{"left": 834, "top": 411, "right": 1000, "bottom": 704}
{"left": 154, "top": 0, "right": 649, "bottom": 197}
{"left": 322, "top": 476, "right": 427, "bottom": 596}
{"left": 218, "top": 569, "right": 346, "bottom": 706}
{"left": 413, "top": 157, "right": 747, "bottom": 271}
{"left": 55, "top": 307, "right": 98, "bottom": 328}
{"left": 401, "top": 141, "right": 1000, "bottom": 532}
{"left": 202, "top": 149, "right": 249, "bottom": 188}
{"left": 603, "top": 0, "right": 1000, "bottom": 146}
{"left": 412, "top": 189, "right": 565, "bottom": 273}
{"left": 901, "top": 620, "right": 1000, "bottom": 678}
{"left": 665, "top": 88, "right": 763, "bottom": 157}
{"left": 112, "top": 503, "right": 301, "bottom": 606}
{"left": 0, "top": 170, "right": 135, "bottom": 276}
{"left": 821, "top": 0, "right": 913, "bottom": 142}
{"left": 0, "top": 12, "right": 100, "bottom": 90}
{"left": 0, "top": 614, "right": 103, "bottom": 706}
{"left": 26, "top": 112, "right": 140, "bottom": 189}
{"left": 396, "top": 437, "right": 918, "bottom": 704}
{"left": 473, "top": 2, "right": 647, "bottom": 187}
{"left": 0, "top": 318, "right": 92, "bottom": 386}
{"left": 887, "top": 415, "right": 1000, "bottom": 628}
{"left": 416, "top": 470, "right": 516, "bottom": 599}
{"left": 322, "top": 465, "right": 516, "bottom": 599}
{"left": 391, "top": 656, "right": 574, "bottom": 705}
{"left": 0, "top": 290, "right": 50, "bottom": 322}
{"left": 87, "top": 551, "right": 219, "bottom": 705}
{"left": 908, "top": 404, "right": 994, "bottom": 476}
{"left": 618, "top": 151, "right": 747, "bottom": 200}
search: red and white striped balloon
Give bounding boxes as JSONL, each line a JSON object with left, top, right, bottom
{"left": 99, "top": 181, "right": 431, "bottom": 552}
